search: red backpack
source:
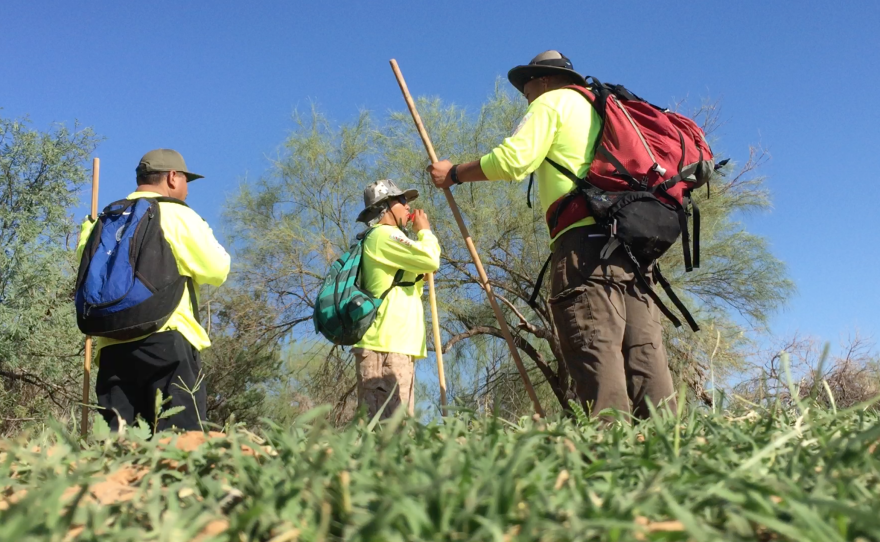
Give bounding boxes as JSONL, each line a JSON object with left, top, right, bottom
{"left": 528, "top": 78, "right": 725, "bottom": 332}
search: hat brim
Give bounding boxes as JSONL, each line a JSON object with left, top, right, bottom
{"left": 356, "top": 206, "right": 381, "bottom": 224}
{"left": 507, "top": 65, "right": 588, "bottom": 93}
{"left": 136, "top": 167, "right": 205, "bottom": 182}
{"left": 356, "top": 188, "right": 420, "bottom": 223}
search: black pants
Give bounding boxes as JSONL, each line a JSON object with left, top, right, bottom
{"left": 95, "top": 330, "right": 206, "bottom": 432}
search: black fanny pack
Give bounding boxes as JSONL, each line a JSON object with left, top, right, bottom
{"left": 580, "top": 188, "right": 682, "bottom": 265}
{"left": 528, "top": 163, "right": 700, "bottom": 332}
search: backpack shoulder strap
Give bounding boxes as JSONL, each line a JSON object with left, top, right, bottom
{"left": 137, "top": 197, "right": 200, "bottom": 324}
{"left": 379, "top": 269, "right": 406, "bottom": 299}
{"left": 526, "top": 83, "right": 607, "bottom": 211}
{"left": 186, "top": 276, "right": 200, "bottom": 326}
{"left": 394, "top": 274, "right": 425, "bottom": 289}
{"left": 152, "top": 196, "right": 190, "bottom": 207}
{"left": 564, "top": 83, "right": 599, "bottom": 107}
{"left": 353, "top": 227, "right": 376, "bottom": 286}
{"left": 546, "top": 157, "right": 588, "bottom": 186}
{"left": 359, "top": 227, "right": 425, "bottom": 297}
{"left": 100, "top": 198, "right": 136, "bottom": 216}
{"left": 526, "top": 172, "right": 535, "bottom": 209}
{"left": 622, "top": 245, "right": 700, "bottom": 332}
{"left": 565, "top": 80, "right": 607, "bottom": 119}
{"left": 154, "top": 197, "right": 200, "bottom": 324}
{"left": 652, "top": 263, "right": 699, "bottom": 332}
{"left": 545, "top": 157, "right": 615, "bottom": 193}
{"left": 527, "top": 254, "right": 553, "bottom": 309}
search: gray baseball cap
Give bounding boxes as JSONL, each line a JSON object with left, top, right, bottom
{"left": 356, "top": 179, "right": 418, "bottom": 223}
{"left": 136, "top": 149, "right": 204, "bottom": 182}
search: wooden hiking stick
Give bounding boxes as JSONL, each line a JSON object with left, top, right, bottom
{"left": 425, "top": 272, "right": 447, "bottom": 415}
{"left": 81, "top": 157, "right": 99, "bottom": 438}
{"left": 390, "top": 59, "right": 545, "bottom": 417}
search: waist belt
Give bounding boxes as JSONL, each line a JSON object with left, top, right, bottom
{"left": 545, "top": 192, "right": 591, "bottom": 238}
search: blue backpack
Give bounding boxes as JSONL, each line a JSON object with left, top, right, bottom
{"left": 75, "top": 197, "right": 198, "bottom": 340}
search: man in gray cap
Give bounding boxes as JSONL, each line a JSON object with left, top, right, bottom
{"left": 427, "top": 51, "right": 677, "bottom": 421}
{"left": 75, "top": 149, "right": 230, "bottom": 431}
{"left": 352, "top": 179, "right": 440, "bottom": 419}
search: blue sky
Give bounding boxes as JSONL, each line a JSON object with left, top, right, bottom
{"left": 2, "top": 0, "right": 879, "bottom": 354}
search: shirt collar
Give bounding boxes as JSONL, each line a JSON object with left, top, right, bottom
{"left": 127, "top": 191, "right": 164, "bottom": 199}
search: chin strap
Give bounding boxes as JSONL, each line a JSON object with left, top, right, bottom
{"left": 386, "top": 200, "right": 411, "bottom": 236}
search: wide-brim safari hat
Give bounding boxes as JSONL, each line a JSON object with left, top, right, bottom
{"left": 356, "top": 179, "right": 419, "bottom": 223}
{"left": 507, "top": 50, "right": 588, "bottom": 93}
{"left": 136, "top": 149, "right": 204, "bottom": 182}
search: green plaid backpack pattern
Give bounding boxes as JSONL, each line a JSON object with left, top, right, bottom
{"left": 313, "top": 229, "right": 419, "bottom": 345}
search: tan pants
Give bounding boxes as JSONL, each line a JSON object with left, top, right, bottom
{"left": 353, "top": 348, "right": 415, "bottom": 420}
{"left": 549, "top": 226, "right": 676, "bottom": 420}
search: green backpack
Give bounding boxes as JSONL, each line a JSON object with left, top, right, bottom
{"left": 313, "top": 229, "right": 421, "bottom": 345}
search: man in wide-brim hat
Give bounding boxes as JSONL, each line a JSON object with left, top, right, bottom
{"left": 427, "top": 51, "right": 677, "bottom": 421}
{"left": 351, "top": 179, "right": 441, "bottom": 419}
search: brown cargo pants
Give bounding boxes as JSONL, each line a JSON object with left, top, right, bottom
{"left": 548, "top": 226, "right": 676, "bottom": 420}
{"left": 353, "top": 348, "right": 415, "bottom": 420}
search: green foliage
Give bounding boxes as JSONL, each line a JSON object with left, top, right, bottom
{"left": 198, "top": 286, "right": 284, "bottom": 428}
{"left": 568, "top": 399, "right": 589, "bottom": 427}
{"left": 259, "top": 341, "right": 359, "bottom": 427}
{"left": 152, "top": 389, "right": 186, "bottom": 434}
{"left": 129, "top": 418, "right": 152, "bottom": 441}
{"left": 0, "top": 115, "right": 100, "bottom": 435}
{"left": 172, "top": 373, "right": 207, "bottom": 432}
{"left": 2, "top": 403, "right": 880, "bottom": 540}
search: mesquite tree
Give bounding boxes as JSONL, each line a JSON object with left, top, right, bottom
{"left": 225, "top": 87, "right": 793, "bottom": 419}
{"left": 0, "top": 116, "right": 100, "bottom": 435}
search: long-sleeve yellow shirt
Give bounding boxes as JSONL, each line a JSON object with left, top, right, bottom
{"left": 480, "top": 88, "right": 603, "bottom": 243}
{"left": 76, "top": 191, "right": 230, "bottom": 353}
{"left": 354, "top": 225, "right": 441, "bottom": 358}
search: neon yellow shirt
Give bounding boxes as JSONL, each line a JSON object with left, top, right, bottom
{"left": 76, "top": 191, "right": 230, "bottom": 353}
{"left": 479, "top": 87, "right": 602, "bottom": 242}
{"left": 354, "top": 225, "right": 441, "bottom": 358}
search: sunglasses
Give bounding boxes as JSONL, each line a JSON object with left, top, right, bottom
{"left": 522, "top": 75, "right": 548, "bottom": 95}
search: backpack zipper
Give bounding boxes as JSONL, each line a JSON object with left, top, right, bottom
{"left": 86, "top": 201, "right": 153, "bottom": 309}
{"left": 614, "top": 96, "right": 667, "bottom": 177}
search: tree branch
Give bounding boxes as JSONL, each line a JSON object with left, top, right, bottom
{"left": 495, "top": 294, "right": 557, "bottom": 345}
{"left": 441, "top": 324, "right": 568, "bottom": 408}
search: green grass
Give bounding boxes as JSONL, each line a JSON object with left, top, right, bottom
{"left": 1, "top": 399, "right": 879, "bottom": 541}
